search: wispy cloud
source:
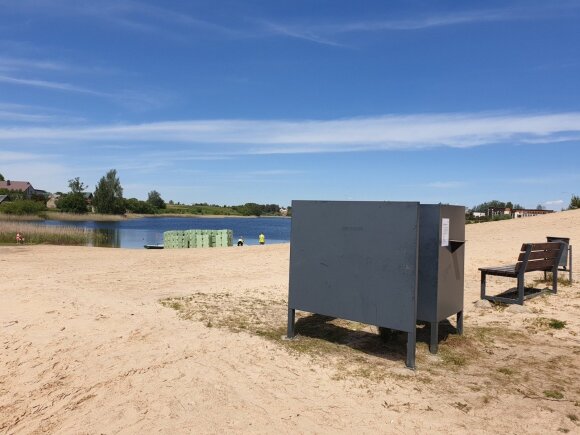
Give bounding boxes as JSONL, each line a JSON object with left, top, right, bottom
{"left": 0, "top": 56, "right": 70, "bottom": 73}
{"left": 261, "top": 22, "right": 348, "bottom": 48}
{"left": 0, "top": 103, "right": 85, "bottom": 124}
{"left": 0, "top": 74, "right": 107, "bottom": 96}
{"left": 0, "top": 74, "right": 172, "bottom": 110}
{"left": 262, "top": 3, "right": 580, "bottom": 46}
{"left": 1, "top": 111, "right": 580, "bottom": 154}
{"left": 0, "top": 0, "right": 241, "bottom": 40}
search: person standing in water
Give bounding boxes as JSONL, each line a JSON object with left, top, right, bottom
{"left": 237, "top": 237, "right": 244, "bottom": 246}
{"left": 258, "top": 233, "right": 265, "bottom": 245}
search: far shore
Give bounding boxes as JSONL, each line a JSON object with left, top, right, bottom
{"left": 0, "top": 211, "right": 289, "bottom": 222}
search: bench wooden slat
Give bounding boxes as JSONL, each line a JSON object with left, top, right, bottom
{"left": 523, "top": 242, "right": 562, "bottom": 251}
{"left": 479, "top": 264, "right": 517, "bottom": 277}
{"left": 524, "top": 259, "right": 559, "bottom": 272}
{"left": 517, "top": 250, "right": 560, "bottom": 261}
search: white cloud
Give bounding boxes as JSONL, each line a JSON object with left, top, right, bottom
{"left": 261, "top": 4, "right": 580, "bottom": 45}
{"left": 1, "top": 111, "right": 579, "bottom": 155}
{"left": 0, "top": 0, "right": 241, "bottom": 40}
{"left": 0, "top": 74, "right": 106, "bottom": 96}
{"left": 0, "top": 56, "right": 69, "bottom": 73}
{"left": 543, "top": 199, "right": 564, "bottom": 206}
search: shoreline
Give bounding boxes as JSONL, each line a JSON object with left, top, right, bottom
{"left": 0, "top": 212, "right": 290, "bottom": 222}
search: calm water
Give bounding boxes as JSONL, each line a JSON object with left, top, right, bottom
{"left": 43, "top": 216, "right": 291, "bottom": 249}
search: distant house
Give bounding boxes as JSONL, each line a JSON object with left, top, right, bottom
{"left": 512, "top": 208, "right": 554, "bottom": 218}
{"left": 83, "top": 192, "right": 94, "bottom": 205}
{"left": 34, "top": 189, "right": 50, "bottom": 199}
{"left": 472, "top": 212, "right": 486, "bottom": 218}
{"left": 487, "top": 207, "right": 512, "bottom": 217}
{"left": 487, "top": 207, "right": 554, "bottom": 219}
{"left": 0, "top": 180, "right": 36, "bottom": 198}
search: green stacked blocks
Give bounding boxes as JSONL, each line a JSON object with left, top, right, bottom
{"left": 163, "top": 229, "right": 233, "bottom": 248}
{"left": 163, "top": 230, "right": 189, "bottom": 248}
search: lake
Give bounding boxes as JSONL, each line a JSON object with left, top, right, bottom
{"left": 43, "top": 216, "right": 291, "bottom": 249}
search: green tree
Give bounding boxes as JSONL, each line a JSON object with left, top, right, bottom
{"left": 0, "top": 173, "right": 4, "bottom": 181}
{"left": 68, "top": 177, "right": 87, "bottom": 194}
{"left": 147, "top": 190, "right": 166, "bottom": 209}
{"left": 93, "top": 169, "right": 125, "bottom": 214}
{"left": 569, "top": 195, "right": 580, "bottom": 210}
{"left": 240, "top": 202, "right": 262, "bottom": 216}
{"left": 536, "top": 204, "right": 545, "bottom": 210}
{"left": 56, "top": 176, "right": 89, "bottom": 213}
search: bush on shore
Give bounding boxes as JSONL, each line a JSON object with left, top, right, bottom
{"left": 0, "top": 200, "right": 46, "bottom": 216}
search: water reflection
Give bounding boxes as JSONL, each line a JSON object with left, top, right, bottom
{"left": 92, "top": 228, "right": 120, "bottom": 248}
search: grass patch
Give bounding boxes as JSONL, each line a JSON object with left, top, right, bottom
{"left": 567, "top": 413, "right": 578, "bottom": 422}
{"left": 159, "top": 293, "right": 413, "bottom": 381}
{"left": 497, "top": 367, "right": 516, "bottom": 376}
{"left": 544, "top": 390, "right": 564, "bottom": 400}
{"left": 534, "top": 273, "right": 572, "bottom": 287}
{"left": 529, "top": 317, "right": 567, "bottom": 331}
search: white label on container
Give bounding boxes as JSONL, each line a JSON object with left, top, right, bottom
{"left": 441, "top": 218, "right": 450, "bottom": 247}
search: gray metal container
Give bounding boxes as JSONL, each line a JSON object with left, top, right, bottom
{"left": 417, "top": 205, "right": 465, "bottom": 353}
{"left": 287, "top": 200, "right": 465, "bottom": 369}
{"left": 547, "top": 236, "right": 570, "bottom": 269}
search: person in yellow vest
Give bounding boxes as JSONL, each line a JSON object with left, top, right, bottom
{"left": 258, "top": 233, "right": 265, "bottom": 245}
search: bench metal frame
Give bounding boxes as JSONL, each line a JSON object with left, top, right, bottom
{"left": 479, "top": 242, "right": 566, "bottom": 305}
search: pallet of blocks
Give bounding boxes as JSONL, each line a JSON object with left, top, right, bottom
{"left": 164, "top": 229, "right": 233, "bottom": 248}
{"left": 163, "top": 230, "right": 189, "bottom": 248}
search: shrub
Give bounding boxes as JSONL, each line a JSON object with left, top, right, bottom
{"left": 56, "top": 193, "right": 88, "bottom": 213}
{"left": 0, "top": 199, "right": 46, "bottom": 215}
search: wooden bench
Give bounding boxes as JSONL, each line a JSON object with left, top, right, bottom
{"left": 479, "top": 242, "right": 566, "bottom": 305}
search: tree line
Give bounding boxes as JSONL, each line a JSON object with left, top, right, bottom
{"left": 56, "top": 170, "right": 166, "bottom": 214}
{"left": 1, "top": 169, "right": 287, "bottom": 216}
{"left": 471, "top": 198, "right": 580, "bottom": 214}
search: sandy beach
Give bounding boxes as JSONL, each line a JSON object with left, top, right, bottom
{"left": 1, "top": 210, "right": 579, "bottom": 434}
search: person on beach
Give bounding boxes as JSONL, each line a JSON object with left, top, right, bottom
{"left": 259, "top": 233, "right": 265, "bottom": 245}
{"left": 237, "top": 237, "right": 244, "bottom": 246}
{"left": 16, "top": 232, "right": 24, "bottom": 244}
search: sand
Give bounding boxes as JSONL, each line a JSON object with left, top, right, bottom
{"left": 1, "top": 210, "right": 579, "bottom": 434}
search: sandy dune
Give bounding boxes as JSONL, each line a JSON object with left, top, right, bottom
{"left": 1, "top": 210, "right": 579, "bottom": 434}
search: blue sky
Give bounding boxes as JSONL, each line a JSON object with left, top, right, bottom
{"left": 1, "top": 0, "right": 579, "bottom": 209}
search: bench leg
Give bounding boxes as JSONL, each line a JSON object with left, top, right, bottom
{"left": 480, "top": 271, "right": 487, "bottom": 299}
{"left": 552, "top": 268, "right": 558, "bottom": 294}
{"left": 517, "top": 275, "right": 525, "bottom": 305}
{"left": 457, "top": 310, "right": 464, "bottom": 335}
{"left": 429, "top": 321, "right": 438, "bottom": 354}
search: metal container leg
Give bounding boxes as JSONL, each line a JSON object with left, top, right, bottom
{"left": 287, "top": 308, "right": 295, "bottom": 339}
{"left": 429, "top": 322, "right": 438, "bottom": 354}
{"left": 406, "top": 329, "right": 416, "bottom": 370}
{"left": 457, "top": 310, "right": 464, "bottom": 335}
